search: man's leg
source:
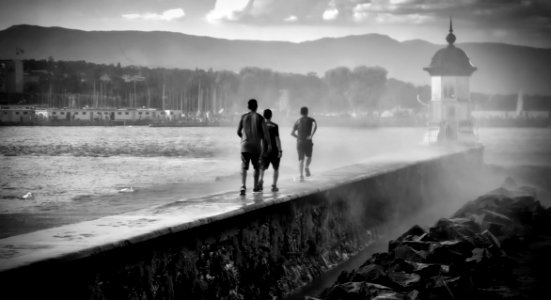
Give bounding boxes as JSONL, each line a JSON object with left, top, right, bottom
{"left": 258, "top": 157, "right": 266, "bottom": 191}
{"left": 259, "top": 168, "right": 265, "bottom": 187}
{"left": 240, "top": 153, "right": 249, "bottom": 195}
{"left": 241, "top": 169, "right": 247, "bottom": 187}
{"left": 252, "top": 153, "right": 261, "bottom": 192}
{"left": 305, "top": 142, "right": 313, "bottom": 177}
{"left": 273, "top": 169, "right": 279, "bottom": 187}
{"left": 253, "top": 168, "right": 260, "bottom": 189}
{"left": 271, "top": 156, "right": 280, "bottom": 191}
{"left": 298, "top": 143, "right": 305, "bottom": 180}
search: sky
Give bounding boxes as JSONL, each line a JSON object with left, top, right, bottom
{"left": 0, "top": 0, "right": 550, "bottom": 48}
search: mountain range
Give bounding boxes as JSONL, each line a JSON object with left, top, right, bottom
{"left": 1, "top": 24, "right": 550, "bottom": 95}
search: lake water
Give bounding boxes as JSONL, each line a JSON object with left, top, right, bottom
{"left": 0, "top": 126, "right": 550, "bottom": 237}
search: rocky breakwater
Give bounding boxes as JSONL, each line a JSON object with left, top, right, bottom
{"left": 312, "top": 179, "right": 551, "bottom": 300}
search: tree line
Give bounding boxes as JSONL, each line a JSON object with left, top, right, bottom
{"left": 20, "top": 58, "right": 429, "bottom": 114}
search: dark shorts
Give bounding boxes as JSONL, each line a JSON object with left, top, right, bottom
{"left": 261, "top": 154, "right": 281, "bottom": 170}
{"left": 297, "top": 140, "right": 313, "bottom": 161}
{"left": 241, "top": 152, "right": 260, "bottom": 170}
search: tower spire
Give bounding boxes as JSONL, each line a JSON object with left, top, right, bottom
{"left": 446, "top": 17, "right": 456, "bottom": 46}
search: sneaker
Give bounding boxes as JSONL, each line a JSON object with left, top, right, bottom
{"left": 253, "top": 186, "right": 262, "bottom": 193}
{"left": 258, "top": 180, "right": 264, "bottom": 191}
{"left": 305, "top": 168, "right": 311, "bottom": 177}
{"left": 271, "top": 185, "right": 279, "bottom": 192}
{"left": 239, "top": 186, "right": 246, "bottom": 196}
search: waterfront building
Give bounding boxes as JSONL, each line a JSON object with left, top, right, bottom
{"left": 158, "top": 109, "right": 183, "bottom": 121}
{"left": 423, "top": 20, "right": 477, "bottom": 144}
{"left": 135, "top": 108, "right": 157, "bottom": 120}
{"left": 0, "top": 106, "right": 223, "bottom": 124}
{"left": 114, "top": 109, "right": 136, "bottom": 121}
{"left": 34, "top": 108, "right": 49, "bottom": 120}
{"left": 88, "top": 109, "right": 115, "bottom": 121}
{"left": 0, "top": 107, "right": 34, "bottom": 122}
{"left": 71, "top": 109, "right": 94, "bottom": 121}
{"left": 48, "top": 108, "right": 70, "bottom": 121}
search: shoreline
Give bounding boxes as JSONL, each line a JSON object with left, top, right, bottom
{"left": 1, "top": 119, "right": 550, "bottom": 128}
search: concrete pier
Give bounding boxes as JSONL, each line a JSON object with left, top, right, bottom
{"left": 0, "top": 145, "right": 483, "bottom": 299}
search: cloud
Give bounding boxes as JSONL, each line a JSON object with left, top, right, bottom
{"left": 323, "top": 8, "right": 339, "bottom": 21}
{"left": 352, "top": 1, "right": 433, "bottom": 24}
{"left": 205, "top": 0, "right": 330, "bottom": 24}
{"left": 122, "top": 8, "right": 185, "bottom": 21}
{"left": 206, "top": 0, "right": 251, "bottom": 23}
{"left": 202, "top": 0, "right": 551, "bottom": 46}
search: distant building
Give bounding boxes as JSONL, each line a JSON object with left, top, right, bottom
{"left": 0, "top": 59, "right": 24, "bottom": 93}
{"left": 34, "top": 108, "right": 49, "bottom": 120}
{"left": 70, "top": 109, "right": 94, "bottom": 121}
{"left": 0, "top": 107, "right": 34, "bottom": 122}
{"left": 159, "top": 109, "right": 183, "bottom": 120}
{"left": 114, "top": 109, "right": 135, "bottom": 121}
{"left": 423, "top": 20, "right": 477, "bottom": 144}
{"left": 135, "top": 108, "right": 157, "bottom": 120}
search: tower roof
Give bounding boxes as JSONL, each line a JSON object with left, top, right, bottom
{"left": 424, "top": 19, "right": 477, "bottom": 76}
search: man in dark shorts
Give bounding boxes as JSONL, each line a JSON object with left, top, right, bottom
{"left": 259, "top": 109, "right": 282, "bottom": 192}
{"left": 291, "top": 106, "right": 317, "bottom": 181}
{"left": 237, "top": 99, "right": 271, "bottom": 195}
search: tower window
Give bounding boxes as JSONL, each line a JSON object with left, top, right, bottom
{"left": 443, "top": 85, "right": 455, "bottom": 98}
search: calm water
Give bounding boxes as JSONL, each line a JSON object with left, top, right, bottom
{"left": 0, "top": 126, "right": 550, "bottom": 236}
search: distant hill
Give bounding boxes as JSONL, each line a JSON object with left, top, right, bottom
{"left": 1, "top": 24, "right": 550, "bottom": 95}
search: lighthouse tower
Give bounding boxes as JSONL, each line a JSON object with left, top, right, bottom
{"left": 423, "top": 20, "right": 477, "bottom": 144}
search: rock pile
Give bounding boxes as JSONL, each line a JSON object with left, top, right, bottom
{"left": 310, "top": 181, "right": 551, "bottom": 300}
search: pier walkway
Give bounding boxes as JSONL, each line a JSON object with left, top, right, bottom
{"left": 0, "top": 145, "right": 484, "bottom": 299}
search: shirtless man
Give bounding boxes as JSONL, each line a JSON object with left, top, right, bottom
{"left": 237, "top": 99, "right": 271, "bottom": 195}
{"left": 291, "top": 106, "right": 317, "bottom": 181}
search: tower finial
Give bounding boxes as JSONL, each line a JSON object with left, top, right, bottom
{"left": 446, "top": 17, "right": 456, "bottom": 46}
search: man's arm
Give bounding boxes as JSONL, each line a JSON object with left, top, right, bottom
{"left": 262, "top": 120, "right": 272, "bottom": 153}
{"left": 237, "top": 118, "right": 243, "bottom": 138}
{"left": 291, "top": 121, "right": 298, "bottom": 138}
{"left": 275, "top": 126, "right": 282, "bottom": 158}
{"left": 308, "top": 119, "right": 317, "bottom": 140}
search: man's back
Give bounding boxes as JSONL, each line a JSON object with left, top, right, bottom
{"left": 239, "top": 112, "right": 265, "bottom": 153}
{"left": 293, "top": 116, "right": 316, "bottom": 141}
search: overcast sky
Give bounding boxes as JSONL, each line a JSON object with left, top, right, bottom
{"left": 1, "top": 0, "right": 550, "bottom": 47}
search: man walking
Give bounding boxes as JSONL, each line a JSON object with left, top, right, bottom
{"left": 237, "top": 99, "right": 271, "bottom": 195}
{"left": 291, "top": 106, "right": 317, "bottom": 181}
{"left": 259, "top": 109, "right": 282, "bottom": 192}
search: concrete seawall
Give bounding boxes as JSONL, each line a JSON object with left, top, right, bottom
{"left": 0, "top": 146, "right": 483, "bottom": 299}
